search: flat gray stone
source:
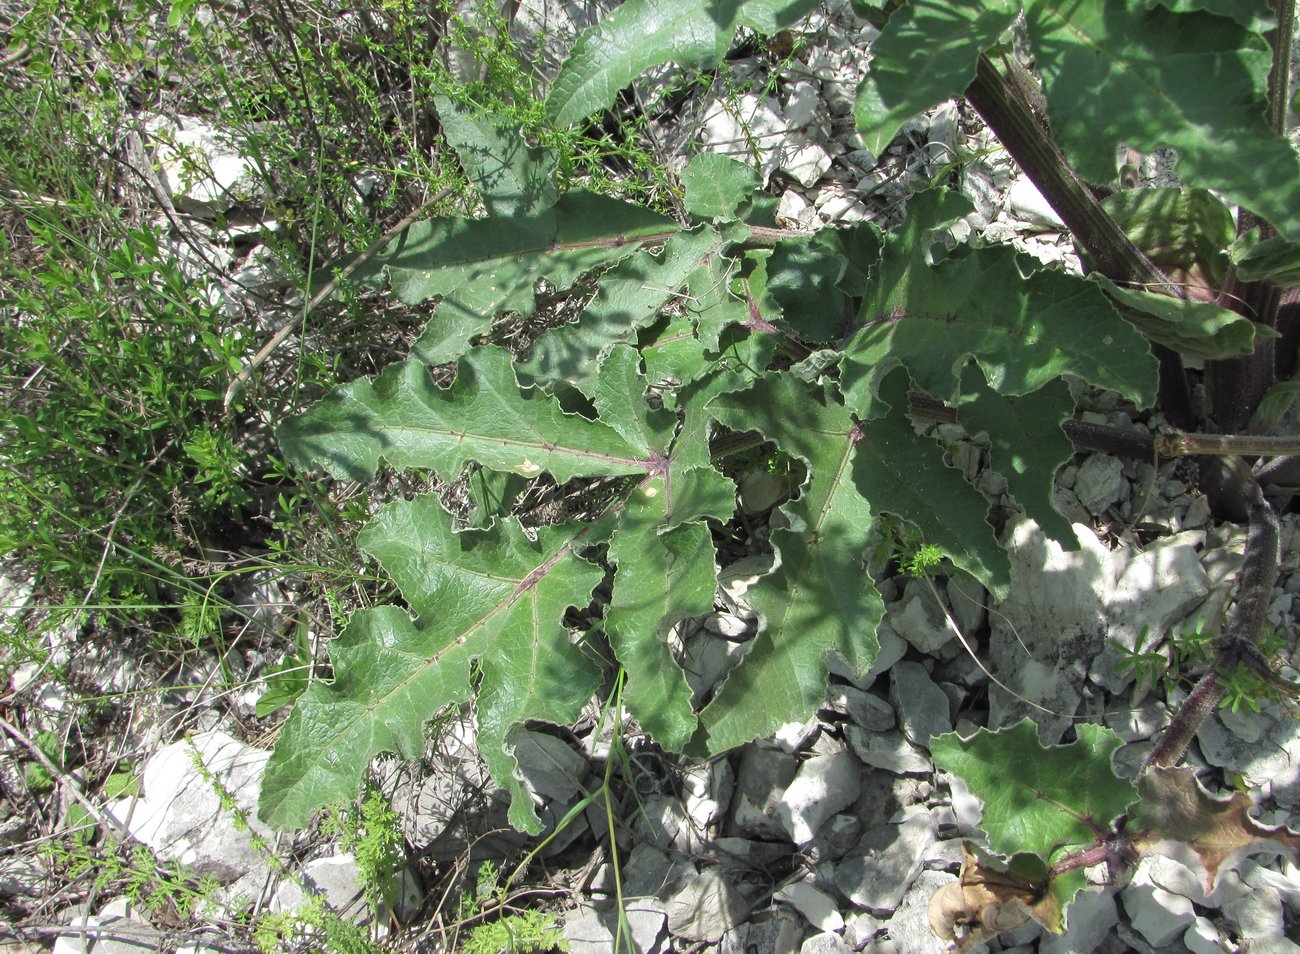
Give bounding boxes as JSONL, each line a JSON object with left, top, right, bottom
{"left": 803, "top": 812, "right": 863, "bottom": 864}
{"left": 837, "top": 808, "right": 937, "bottom": 913}
{"left": 682, "top": 759, "right": 734, "bottom": 831}
{"left": 666, "top": 867, "right": 750, "bottom": 942}
{"left": 1121, "top": 876, "right": 1196, "bottom": 947}
{"left": 1223, "top": 876, "right": 1285, "bottom": 939}
{"left": 622, "top": 843, "right": 692, "bottom": 900}
{"left": 1183, "top": 917, "right": 1224, "bottom": 954}
{"left": 945, "top": 575, "right": 987, "bottom": 639}
{"left": 886, "top": 869, "right": 956, "bottom": 954}
{"left": 889, "top": 662, "right": 952, "bottom": 750}
{"left": 778, "top": 749, "right": 862, "bottom": 844}
{"left": 634, "top": 793, "right": 706, "bottom": 855}
{"left": 1195, "top": 711, "right": 1300, "bottom": 794}
{"left": 824, "top": 684, "right": 895, "bottom": 732}
{"left": 1040, "top": 887, "right": 1117, "bottom": 954}
{"left": 53, "top": 899, "right": 161, "bottom": 954}
{"left": 729, "top": 743, "right": 799, "bottom": 840}
{"left": 565, "top": 900, "right": 667, "bottom": 954}
{"left": 890, "top": 581, "right": 954, "bottom": 655}
{"left": 1240, "top": 941, "right": 1300, "bottom": 954}
{"left": 991, "top": 517, "right": 1208, "bottom": 743}
{"left": 843, "top": 911, "right": 885, "bottom": 948}
{"left": 513, "top": 729, "right": 589, "bottom": 806}
{"left": 1073, "top": 453, "right": 1126, "bottom": 515}
{"left": 742, "top": 908, "right": 806, "bottom": 954}
{"left": 843, "top": 726, "right": 932, "bottom": 776}
{"left": 800, "top": 932, "right": 853, "bottom": 954}
{"left": 0, "top": 854, "right": 48, "bottom": 898}
{"left": 775, "top": 880, "right": 844, "bottom": 932}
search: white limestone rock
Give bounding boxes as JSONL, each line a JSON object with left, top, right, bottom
{"left": 1041, "top": 888, "right": 1118, "bottom": 954}
{"left": 843, "top": 726, "right": 933, "bottom": 775}
{"left": 776, "top": 880, "right": 845, "bottom": 933}
{"left": 730, "top": 742, "right": 800, "bottom": 840}
{"left": 777, "top": 749, "right": 863, "bottom": 845}
{"left": 105, "top": 731, "right": 273, "bottom": 902}
{"left": 824, "top": 683, "right": 895, "bottom": 732}
{"left": 565, "top": 899, "right": 668, "bottom": 954}
{"left": 666, "top": 867, "right": 751, "bottom": 942}
{"left": 800, "top": 932, "right": 853, "bottom": 954}
{"left": 836, "top": 807, "right": 937, "bottom": 913}
{"left": 1122, "top": 875, "right": 1197, "bottom": 947}
{"left": 53, "top": 898, "right": 161, "bottom": 954}
{"left": 144, "top": 115, "right": 263, "bottom": 213}
{"left": 990, "top": 517, "right": 1209, "bottom": 742}
{"left": 887, "top": 869, "right": 958, "bottom": 954}
{"left": 890, "top": 581, "right": 955, "bottom": 655}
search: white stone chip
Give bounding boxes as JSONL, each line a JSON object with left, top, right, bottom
{"left": 777, "top": 749, "right": 862, "bottom": 844}
{"left": 775, "top": 880, "right": 845, "bottom": 932}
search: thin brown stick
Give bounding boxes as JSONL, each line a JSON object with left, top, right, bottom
{"left": 223, "top": 187, "right": 454, "bottom": 410}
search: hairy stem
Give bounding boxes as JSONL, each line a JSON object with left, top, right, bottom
{"left": 1145, "top": 478, "right": 1280, "bottom": 768}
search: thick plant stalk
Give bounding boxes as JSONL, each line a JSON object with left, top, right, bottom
{"left": 962, "top": 56, "right": 1195, "bottom": 428}
{"left": 1144, "top": 477, "right": 1281, "bottom": 768}
{"left": 963, "top": 57, "right": 1173, "bottom": 294}
{"left": 1203, "top": 0, "right": 1294, "bottom": 428}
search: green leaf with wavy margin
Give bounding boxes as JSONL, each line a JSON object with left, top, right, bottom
{"left": 1023, "top": 0, "right": 1300, "bottom": 242}
{"left": 434, "top": 95, "right": 557, "bottom": 216}
{"left": 1091, "top": 274, "right": 1264, "bottom": 359}
{"left": 931, "top": 718, "right": 1136, "bottom": 928}
{"left": 547, "top": 0, "right": 819, "bottom": 126}
{"left": 682, "top": 152, "right": 761, "bottom": 221}
{"left": 854, "top": 370, "right": 1011, "bottom": 596}
{"left": 698, "top": 374, "right": 884, "bottom": 751}
{"left": 278, "top": 346, "right": 648, "bottom": 484}
{"left": 1234, "top": 235, "right": 1300, "bottom": 284}
{"left": 352, "top": 192, "right": 674, "bottom": 365}
{"left": 259, "top": 500, "right": 606, "bottom": 833}
{"left": 855, "top": 0, "right": 1017, "bottom": 155}
{"left": 958, "top": 366, "right": 1077, "bottom": 549}
{"left": 267, "top": 344, "right": 736, "bottom": 826}
{"left": 520, "top": 225, "right": 742, "bottom": 394}
{"left": 840, "top": 190, "right": 1157, "bottom": 408}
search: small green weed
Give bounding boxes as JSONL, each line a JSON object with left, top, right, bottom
{"left": 45, "top": 840, "right": 223, "bottom": 921}
{"left": 462, "top": 909, "right": 567, "bottom": 954}
{"left": 323, "top": 784, "right": 406, "bottom": 912}
{"left": 458, "top": 861, "right": 567, "bottom": 954}
{"left": 1113, "top": 618, "right": 1294, "bottom": 713}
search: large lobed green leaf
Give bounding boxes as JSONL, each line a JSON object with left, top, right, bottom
{"left": 932, "top": 719, "right": 1137, "bottom": 924}
{"left": 353, "top": 192, "right": 674, "bottom": 365}
{"left": 547, "top": 0, "right": 819, "bottom": 126}
{"left": 855, "top": 0, "right": 1017, "bottom": 156}
{"left": 277, "top": 346, "right": 648, "bottom": 484}
{"left": 841, "top": 190, "right": 1158, "bottom": 409}
{"left": 958, "top": 367, "right": 1077, "bottom": 549}
{"left": 1024, "top": 0, "right": 1300, "bottom": 243}
{"left": 856, "top": 370, "right": 1012, "bottom": 593}
{"left": 266, "top": 346, "right": 736, "bottom": 827}
{"left": 700, "top": 374, "right": 885, "bottom": 751}
{"left": 520, "top": 225, "right": 742, "bottom": 395}
{"left": 260, "top": 499, "right": 605, "bottom": 833}
{"left": 859, "top": 1, "right": 1300, "bottom": 242}
{"left": 434, "top": 95, "right": 557, "bottom": 216}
